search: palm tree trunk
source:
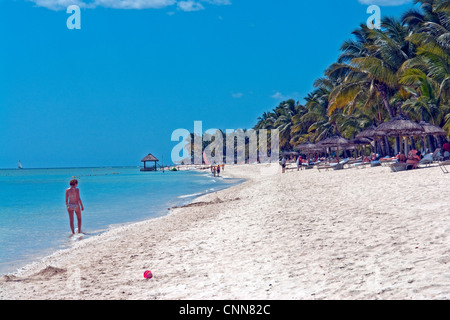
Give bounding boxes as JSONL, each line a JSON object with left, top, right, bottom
{"left": 378, "top": 84, "right": 395, "bottom": 119}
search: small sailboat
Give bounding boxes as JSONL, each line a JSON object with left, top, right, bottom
{"left": 18, "top": 160, "right": 23, "bottom": 169}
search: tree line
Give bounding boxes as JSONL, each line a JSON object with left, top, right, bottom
{"left": 254, "top": 0, "right": 450, "bottom": 155}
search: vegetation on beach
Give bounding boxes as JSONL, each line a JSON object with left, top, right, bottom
{"left": 254, "top": 0, "right": 450, "bottom": 154}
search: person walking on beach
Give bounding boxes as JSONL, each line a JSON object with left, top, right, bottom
{"left": 296, "top": 155, "right": 302, "bottom": 171}
{"left": 216, "top": 164, "right": 221, "bottom": 176}
{"left": 281, "top": 156, "right": 287, "bottom": 173}
{"left": 66, "top": 179, "right": 84, "bottom": 234}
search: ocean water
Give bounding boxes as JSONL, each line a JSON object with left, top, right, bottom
{"left": 0, "top": 167, "right": 241, "bottom": 275}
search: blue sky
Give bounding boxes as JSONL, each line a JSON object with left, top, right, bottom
{"left": 0, "top": 0, "right": 415, "bottom": 168}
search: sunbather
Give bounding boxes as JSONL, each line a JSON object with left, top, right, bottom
{"left": 362, "top": 156, "right": 371, "bottom": 163}
{"left": 396, "top": 152, "right": 407, "bottom": 163}
{"left": 406, "top": 150, "right": 421, "bottom": 169}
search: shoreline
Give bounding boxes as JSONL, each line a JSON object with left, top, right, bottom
{"left": 1, "top": 163, "right": 450, "bottom": 300}
{"left": 0, "top": 168, "right": 241, "bottom": 277}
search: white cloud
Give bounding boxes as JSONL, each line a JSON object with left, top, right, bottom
{"left": 271, "top": 91, "right": 300, "bottom": 101}
{"left": 271, "top": 91, "right": 285, "bottom": 100}
{"left": 231, "top": 92, "right": 243, "bottom": 98}
{"left": 28, "top": 0, "right": 90, "bottom": 10}
{"left": 177, "top": 0, "right": 204, "bottom": 12}
{"left": 358, "top": 0, "right": 412, "bottom": 6}
{"left": 202, "top": 0, "right": 231, "bottom": 5}
{"left": 27, "top": 0, "right": 231, "bottom": 11}
{"left": 95, "top": 0, "right": 176, "bottom": 9}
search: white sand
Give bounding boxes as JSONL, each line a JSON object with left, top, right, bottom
{"left": 1, "top": 163, "right": 450, "bottom": 300}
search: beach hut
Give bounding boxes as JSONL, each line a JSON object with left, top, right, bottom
{"left": 141, "top": 153, "right": 159, "bottom": 172}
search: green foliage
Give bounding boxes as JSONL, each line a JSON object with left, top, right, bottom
{"left": 254, "top": 0, "right": 450, "bottom": 151}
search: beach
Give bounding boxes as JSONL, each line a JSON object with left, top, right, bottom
{"left": 1, "top": 163, "right": 450, "bottom": 300}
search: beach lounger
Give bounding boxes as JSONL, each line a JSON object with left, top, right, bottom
{"left": 345, "top": 159, "right": 361, "bottom": 167}
{"left": 439, "top": 160, "right": 450, "bottom": 174}
{"left": 370, "top": 160, "right": 381, "bottom": 167}
{"left": 380, "top": 157, "right": 397, "bottom": 166}
{"left": 432, "top": 148, "right": 442, "bottom": 162}
{"left": 418, "top": 154, "right": 434, "bottom": 168}
{"left": 390, "top": 162, "right": 407, "bottom": 173}
{"left": 352, "top": 162, "right": 371, "bottom": 169}
{"left": 332, "top": 163, "right": 344, "bottom": 170}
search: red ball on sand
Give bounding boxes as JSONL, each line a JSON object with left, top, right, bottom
{"left": 144, "top": 270, "right": 153, "bottom": 279}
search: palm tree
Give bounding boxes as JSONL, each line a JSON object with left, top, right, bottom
{"left": 328, "top": 17, "right": 418, "bottom": 120}
{"left": 254, "top": 111, "right": 275, "bottom": 130}
{"left": 400, "top": 68, "right": 442, "bottom": 123}
{"left": 252, "top": 0, "right": 449, "bottom": 153}
{"left": 402, "top": 0, "right": 450, "bottom": 134}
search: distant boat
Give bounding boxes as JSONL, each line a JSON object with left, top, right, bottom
{"left": 18, "top": 161, "right": 23, "bottom": 169}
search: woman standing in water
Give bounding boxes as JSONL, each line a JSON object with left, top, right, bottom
{"left": 65, "top": 179, "right": 84, "bottom": 234}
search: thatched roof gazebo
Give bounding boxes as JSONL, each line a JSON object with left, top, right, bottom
{"left": 141, "top": 153, "right": 159, "bottom": 172}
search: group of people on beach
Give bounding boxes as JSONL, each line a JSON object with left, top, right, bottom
{"left": 394, "top": 150, "right": 422, "bottom": 169}
{"left": 281, "top": 154, "right": 313, "bottom": 173}
{"left": 211, "top": 164, "right": 225, "bottom": 177}
{"left": 279, "top": 140, "right": 450, "bottom": 173}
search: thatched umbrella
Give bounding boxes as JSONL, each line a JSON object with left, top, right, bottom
{"left": 349, "top": 137, "right": 372, "bottom": 157}
{"left": 295, "top": 142, "right": 324, "bottom": 162}
{"left": 419, "top": 121, "right": 446, "bottom": 152}
{"left": 374, "top": 116, "right": 425, "bottom": 155}
{"left": 350, "top": 137, "right": 372, "bottom": 146}
{"left": 356, "top": 125, "right": 383, "bottom": 156}
{"left": 419, "top": 121, "right": 446, "bottom": 136}
{"left": 295, "top": 142, "right": 316, "bottom": 151}
{"left": 375, "top": 116, "right": 425, "bottom": 137}
{"left": 317, "top": 136, "right": 351, "bottom": 161}
{"left": 317, "top": 136, "right": 351, "bottom": 147}
{"left": 295, "top": 142, "right": 324, "bottom": 153}
{"left": 356, "top": 125, "right": 379, "bottom": 139}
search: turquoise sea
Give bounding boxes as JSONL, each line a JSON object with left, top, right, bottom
{"left": 0, "top": 167, "right": 241, "bottom": 275}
